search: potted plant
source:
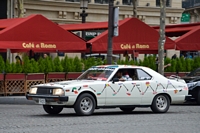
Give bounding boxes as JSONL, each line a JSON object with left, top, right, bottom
{"left": 46, "top": 56, "right": 66, "bottom": 83}
{"left": 24, "top": 56, "right": 45, "bottom": 92}
{"left": 65, "top": 56, "right": 83, "bottom": 80}
{"left": 4, "top": 60, "right": 26, "bottom": 96}
{"left": 0, "top": 55, "right": 5, "bottom": 95}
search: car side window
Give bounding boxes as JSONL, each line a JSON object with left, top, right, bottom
{"left": 136, "top": 69, "right": 152, "bottom": 80}
{"left": 131, "top": 69, "right": 138, "bottom": 80}
{"left": 111, "top": 69, "right": 132, "bottom": 81}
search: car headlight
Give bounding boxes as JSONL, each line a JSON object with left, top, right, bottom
{"left": 187, "top": 82, "right": 198, "bottom": 89}
{"left": 29, "top": 87, "right": 37, "bottom": 94}
{"left": 53, "top": 88, "right": 64, "bottom": 96}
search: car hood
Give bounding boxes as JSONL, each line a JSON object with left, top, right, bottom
{"left": 181, "top": 76, "right": 200, "bottom": 83}
{"left": 35, "top": 80, "right": 104, "bottom": 88}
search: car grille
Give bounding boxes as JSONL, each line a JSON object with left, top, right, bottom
{"left": 36, "top": 87, "right": 53, "bottom": 95}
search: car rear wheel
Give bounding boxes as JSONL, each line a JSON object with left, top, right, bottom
{"left": 120, "top": 107, "right": 135, "bottom": 113}
{"left": 151, "top": 94, "right": 170, "bottom": 113}
{"left": 43, "top": 105, "right": 63, "bottom": 115}
{"left": 74, "top": 93, "right": 96, "bottom": 116}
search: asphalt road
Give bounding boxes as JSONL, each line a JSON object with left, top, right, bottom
{"left": 0, "top": 104, "right": 200, "bottom": 133}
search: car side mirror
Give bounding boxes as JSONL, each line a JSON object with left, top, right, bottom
{"left": 112, "top": 78, "right": 119, "bottom": 83}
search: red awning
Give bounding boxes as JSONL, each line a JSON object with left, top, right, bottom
{"left": 153, "top": 23, "right": 200, "bottom": 37}
{"left": 59, "top": 19, "right": 131, "bottom": 31}
{"left": 87, "top": 18, "right": 175, "bottom": 53}
{"left": 60, "top": 21, "right": 109, "bottom": 31}
{"left": 152, "top": 22, "right": 200, "bottom": 30}
{"left": 153, "top": 22, "right": 200, "bottom": 51}
{"left": 175, "top": 28, "right": 200, "bottom": 50}
{"left": 0, "top": 14, "right": 86, "bottom": 53}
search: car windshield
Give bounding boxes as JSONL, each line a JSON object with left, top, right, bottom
{"left": 77, "top": 67, "right": 115, "bottom": 81}
{"left": 187, "top": 68, "right": 200, "bottom": 77}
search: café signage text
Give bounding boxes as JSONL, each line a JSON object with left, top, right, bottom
{"left": 22, "top": 43, "right": 56, "bottom": 49}
{"left": 120, "top": 43, "right": 149, "bottom": 49}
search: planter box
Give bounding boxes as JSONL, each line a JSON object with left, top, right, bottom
{"left": 66, "top": 72, "right": 82, "bottom": 80}
{"left": 4, "top": 73, "right": 26, "bottom": 96}
{"left": 0, "top": 73, "right": 4, "bottom": 96}
{"left": 26, "top": 73, "right": 45, "bottom": 92}
{"left": 46, "top": 72, "right": 67, "bottom": 83}
{"left": 164, "top": 72, "right": 188, "bottom": 78}
{"left": 0, "top": 73, "right": 4, "bottom": 80}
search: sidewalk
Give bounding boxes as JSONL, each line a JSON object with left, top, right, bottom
{"left": 0, "top": 96, "right": 36, "bottom": 105}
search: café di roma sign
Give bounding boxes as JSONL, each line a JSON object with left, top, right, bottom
{"left": 22, "top": 42, "right": 56, "bottom": 49}
{"left": 121, "top": 43, "right": 149, "bottom": 49}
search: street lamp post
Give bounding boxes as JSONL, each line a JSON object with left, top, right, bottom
{"left": 80, "top": 0, "right": 88, "bottom": 59}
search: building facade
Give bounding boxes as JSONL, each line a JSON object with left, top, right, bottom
{"left": 11, "top": 0, "right": 183, "bottom": 26}
{"left": 5, "top": 0, "right": 184, "bottom": 60}
{"left": 182, "top": 0, "right": 200, "bottom": 23}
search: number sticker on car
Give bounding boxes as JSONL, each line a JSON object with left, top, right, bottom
{"left": 39, "top": 98, "right": 46, "bottom": 104}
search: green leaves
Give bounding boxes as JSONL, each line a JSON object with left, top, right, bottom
{"left": 0, "top": 56, "right": 5, "bottom": 73}
{"left": 5, "top": 60, "right": 12, "bottom": 73}
{"left": 1, "top": 54, "right": 200, "bottom": 73}
{"left": 53, "top": 56, "right": 63, "bottom": 72}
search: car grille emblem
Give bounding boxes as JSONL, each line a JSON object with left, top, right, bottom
{"left": 50, "top": 89, "right": 52, "bottom": 94}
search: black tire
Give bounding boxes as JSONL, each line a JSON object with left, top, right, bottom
{"left": 120, "top": 107, "right": 135, "bottom": 113}
{"left": 151, "top": 94, "right": 170, "bottom": 113}
{"left": 74, "top": 93, "right": 96, "bottom": 116}
{"left": 43, "top": 105, "right": 63, "bottom": 115}
{"left": 197, "top": 90, "right": 200, "bottom": 105}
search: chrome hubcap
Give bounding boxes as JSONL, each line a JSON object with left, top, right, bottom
{"left": 80, "top": 97, "right": 93, "bottom": 112}
{"left": 156, "top": 95, "right": 167, "bottom": 110}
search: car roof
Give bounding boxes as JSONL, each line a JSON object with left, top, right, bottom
{"left": 93, "top": 65, "right": 146, "bottom": 69}
{"left": 90, "top": 65, "right": 166, "bottom": 80}
{"left": 85, "top": 54, "right": 119, "bottom": 58}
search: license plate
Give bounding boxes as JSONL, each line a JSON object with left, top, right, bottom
{"left": 38, "top": 98, "right": 46, "bottom": 104}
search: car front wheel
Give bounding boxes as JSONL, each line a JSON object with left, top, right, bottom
{"left": 74, "top": 93, "right": 96, "bottom": 116}
{"left": 151, "top": 94, "right": 170, "bottom": 113}
{"left": 43, "top": 105, "right": 63, "bottom": 115}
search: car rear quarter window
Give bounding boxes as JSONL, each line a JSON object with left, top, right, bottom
{"left": 137, "top": 69, "right": 152, "bottom": 80}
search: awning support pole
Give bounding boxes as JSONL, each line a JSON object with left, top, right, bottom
{"left": 107, "top": 0, "right": 114, "bottom": 65}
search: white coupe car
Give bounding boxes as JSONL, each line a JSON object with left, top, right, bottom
{"left": 26, "top": 65, "right": 189, "bottom": 116}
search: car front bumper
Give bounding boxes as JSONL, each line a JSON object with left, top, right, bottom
{"left": 185, "top": 95, "right": 192, "bottom": 101}
{"left": 26, "top": 94, "right": 69, "bottom": 102}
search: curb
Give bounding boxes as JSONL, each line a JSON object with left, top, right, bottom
{"left": 0, "top": 96, "right": 36, "bottom": 105}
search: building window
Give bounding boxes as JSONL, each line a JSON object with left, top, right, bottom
{"left": 95, "top": 0, "right": 108, "bottom": 4}
{"left": 123, "top": 0, "right": 132, "bottom": 5}
{"left": 194, "top": 0, "right": 200, "bottom": 6}
{"left": 122, "top": 0, "right": 139, "bottom": 6}
{"left": 66, "top": 0, "right": 80, "bottom": 2}
{"left": 156, "top": 0, "right": 171, "bottom": 7}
